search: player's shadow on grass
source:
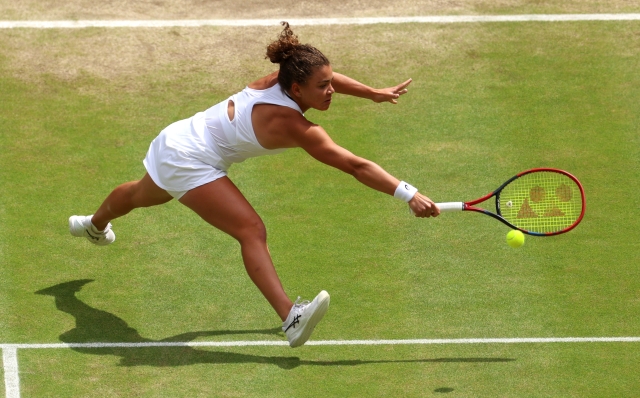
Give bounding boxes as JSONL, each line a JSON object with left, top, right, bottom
{"left": 36, "top": 279, "right": 515, "bottom": 369}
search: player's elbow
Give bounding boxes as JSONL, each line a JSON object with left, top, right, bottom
{"left": 346, "top": 156, "right": 373, "bottom": 177}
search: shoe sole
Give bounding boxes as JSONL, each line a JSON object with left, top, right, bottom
{"left": 290, "top": 290, "right": 330, "bottom": 348}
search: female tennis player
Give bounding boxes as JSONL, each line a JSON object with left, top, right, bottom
{"left": 69, "top": 22, "right": 439, "bottom": 348}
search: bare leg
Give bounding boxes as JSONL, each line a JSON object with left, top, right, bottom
{"left": 178, "top": 177, "right": 293, "bottom": 321}
{"left": 91, "top": 173, "right": 173, "bottom": 230}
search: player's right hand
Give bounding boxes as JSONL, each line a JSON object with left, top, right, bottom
{"left": 409, "top": 193, "right": 440, "bottom": 218}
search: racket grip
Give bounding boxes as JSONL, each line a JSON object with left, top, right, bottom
{"left": 409, "top": 201, "right": 464, "bottom": 216}
{"left": 435, "top": 202, "right": 464, "bottom": 212}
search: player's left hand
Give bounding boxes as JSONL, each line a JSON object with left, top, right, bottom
{"left": 371, "top": 78, "right": 412, "bottom": 104}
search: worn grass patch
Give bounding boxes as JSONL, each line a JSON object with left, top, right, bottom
{"left": 1, "top": 0, "right": 639, "bottom": 20}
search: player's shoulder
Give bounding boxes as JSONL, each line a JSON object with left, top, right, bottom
{"left": 274, "top": 106, "right": 315, "bottom": 135}
{"left": 253, "top": 102, "right": 312, "bottom": 141}
{"left": 247, "top": 71, "right": 279, "bottom": 90}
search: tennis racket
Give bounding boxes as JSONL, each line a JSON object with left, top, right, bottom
{"left": 433, "top": 168, "right": 585, "bottom": 236}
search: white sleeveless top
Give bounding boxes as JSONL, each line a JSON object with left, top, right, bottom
{"left": 191, "top": 83, "right": 302, "bottom": 171}
{"left": 144, "top": 83, "right": 301, "bottom": 196}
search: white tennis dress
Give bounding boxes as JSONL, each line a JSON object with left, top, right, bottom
{"left": 144, "top": 83, "right": 302, "bottom": 199}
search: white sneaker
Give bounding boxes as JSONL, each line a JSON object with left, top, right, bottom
{"left": 283, "top": 291, "right": 330, "bottom": 348}
{"left": 69, "top": 215, "right": 115, "bottom": 246}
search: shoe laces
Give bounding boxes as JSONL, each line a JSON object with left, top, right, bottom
{"left": 284, "top": 297, "right": 310, "bottom": 332}
{"left": 293, "top": 296, "right": 310, "bottom": 308}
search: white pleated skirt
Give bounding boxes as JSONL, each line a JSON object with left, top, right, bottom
{"left": 143, "top": 118, "right": 227, "bottom": 199}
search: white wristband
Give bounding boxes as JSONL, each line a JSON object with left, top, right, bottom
{"left": 394, "top": 181, "right": 418, "bottom": 202}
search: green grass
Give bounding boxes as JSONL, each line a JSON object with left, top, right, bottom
{"left": 16, "top": 344, "right": 640, "bottom": 397}
{"left": 1, "top": 21, "right": 639, "bottom": 397}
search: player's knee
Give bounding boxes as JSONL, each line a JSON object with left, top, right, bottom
{"left": 122, "top": 184, "right": 148, "bottom": 209}
{"left": 236, "top": 218, "right": 267, "bottom": 244}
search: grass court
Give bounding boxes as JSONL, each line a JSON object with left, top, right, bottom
{"left": 1, "top": 2, "right": 639, "bottom": 396}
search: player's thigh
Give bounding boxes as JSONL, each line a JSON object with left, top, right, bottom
{"left": 131, "top": 173, "right": 174, "bottom": 207}
{"left": 178, "top": 177, "right": 265, "bottom": 241}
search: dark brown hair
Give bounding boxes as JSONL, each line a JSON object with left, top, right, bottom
{"left": 265, "top": 22, "right": 330, "bottom": 90}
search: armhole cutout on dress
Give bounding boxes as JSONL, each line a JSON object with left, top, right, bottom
{"left": 227, "top": 100, "right": 235, "bottom": 122}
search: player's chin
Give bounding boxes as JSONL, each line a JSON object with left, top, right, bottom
{"left": 316, "top": 100, "right": 332, "bottom": 111}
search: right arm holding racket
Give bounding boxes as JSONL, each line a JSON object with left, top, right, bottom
{"left": 296, "top": 122, "right": 440, "bottom": 217}
{"left": 253, "top": 70, "right": 437, "bottom": 217}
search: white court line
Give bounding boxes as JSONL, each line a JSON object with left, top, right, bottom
{"left": 2, "top": 336, "right": 640, "bottom": 349}
{"left": 1, "top": 14, "right": 640, "bottom": 29}
{"left": 2, "top": 338, "right": 639, "bottom": 398}
{"left": 2, "top": 348, "right": 20, "bottom": 398}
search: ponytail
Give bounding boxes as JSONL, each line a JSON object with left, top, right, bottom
{"left": 265, "top": 22, "right": 330, "bottom": 90}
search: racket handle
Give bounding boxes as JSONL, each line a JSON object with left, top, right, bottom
{"left": 435, "top": 202, "right": 464, "bottom": 212}
{"left": 409, "top": 201, "right": 464, "bottom": 216}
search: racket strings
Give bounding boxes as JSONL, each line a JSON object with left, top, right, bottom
{"left": 498, "top": 171, "right": 583, "bottom": 234}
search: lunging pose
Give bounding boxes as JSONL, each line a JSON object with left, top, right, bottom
{"left": 70, "top": 22, "right": 439, "bottom": 348}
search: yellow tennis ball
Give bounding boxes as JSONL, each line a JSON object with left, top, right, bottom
{"left": 506, "top": 230, "right": 525, "bottom": 248}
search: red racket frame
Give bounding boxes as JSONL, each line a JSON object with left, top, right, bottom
{"left": 461, "top": 168, "right": 586, "bottom": 236}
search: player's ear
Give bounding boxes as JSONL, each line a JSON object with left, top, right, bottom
{"left": 290, "top": 82, "right": 303, "bottom": 98}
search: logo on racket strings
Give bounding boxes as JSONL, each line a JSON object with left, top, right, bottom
{"left": 515, "top": 184, "right": 574, "bottom": 219}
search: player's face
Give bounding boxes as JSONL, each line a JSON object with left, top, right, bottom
{"left": 293, "top": 64, "right": 334, "bottom": 112}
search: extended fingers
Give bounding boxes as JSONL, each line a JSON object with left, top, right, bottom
{"left": 375, "top": 79, "right": 412, "bottom": 104}
{"left": 388, "top": 89, "right": 407, "bottom": 103}
{"left": 392, "top": 79, "right": 411, "bottom": 99}
{"left": 396, "top": 78, "right": 412, "bottom": 91}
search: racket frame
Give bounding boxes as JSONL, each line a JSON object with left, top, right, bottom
{"left": 441, "top": 168, "right": 586, "bottom": 236}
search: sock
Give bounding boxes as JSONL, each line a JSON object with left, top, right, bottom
{"left": 89, "top": 219, "right": 106, "bottom": 234}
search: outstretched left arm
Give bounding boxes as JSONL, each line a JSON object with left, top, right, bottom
{"left": 331, "top": 72, "right": 412, "bottom": 104}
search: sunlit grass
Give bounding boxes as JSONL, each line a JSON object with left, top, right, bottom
{"left": 1, "top": 20, "right": 639, "bottom": 397}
